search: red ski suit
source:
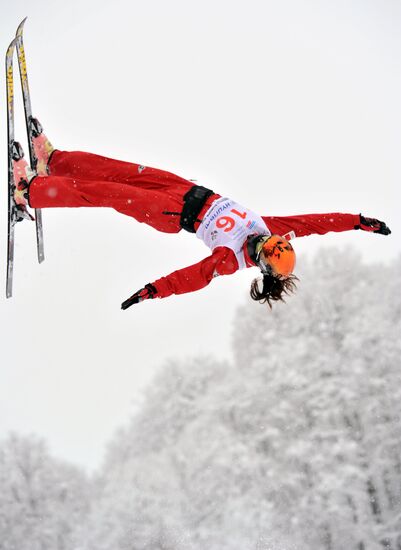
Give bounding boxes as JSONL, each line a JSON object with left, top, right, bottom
{"left": 29, "top": 150, "right": 360, "bottom": 300}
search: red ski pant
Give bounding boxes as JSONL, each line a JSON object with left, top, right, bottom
{"left": 29, "top": 150, "right": 195, "bottom": 233}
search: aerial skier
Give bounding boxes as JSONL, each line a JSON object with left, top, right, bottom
{"left": 12, "top": 121, "right": 391, "bottom": 310}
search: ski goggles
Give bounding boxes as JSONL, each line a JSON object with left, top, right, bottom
{"left": 255, "top": 236, "right": 273, "bottom": 275}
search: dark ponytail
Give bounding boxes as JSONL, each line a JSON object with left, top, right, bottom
{"left": 250, "top": 272, "right": 298, "bottom": 308}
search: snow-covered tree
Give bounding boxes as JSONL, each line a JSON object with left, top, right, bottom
{"left": 83, "top": 356, "right": 229, "bottom": 550}
{"left": 0, "top": 434, "right": 91, "bottom": 550}
{"left": 230, "top": 249, "right": 401, "bottom": 549}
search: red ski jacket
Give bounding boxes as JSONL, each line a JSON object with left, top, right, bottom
{"left": 151, "top": 211, "right": 360, "bottom": 299}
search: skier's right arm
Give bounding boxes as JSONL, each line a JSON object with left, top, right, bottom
{"left": 121, "top": 247, "right": 238, "bottom": 308}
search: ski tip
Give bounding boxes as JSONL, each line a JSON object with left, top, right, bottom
{"left": 6, "top": 37, "right": 17, "bottom": 56}
{"left": 16, "top": 17, "right": 28, "bottom": 38}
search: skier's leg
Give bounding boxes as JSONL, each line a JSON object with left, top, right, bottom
{"left": 29, "top": 120, "right": 192, "bottom": 194}
{"left": 28, "top": 174, "right": 186, "bottom": 233}
{"left": 48, "top": 150, "right": 192, "bottom": 192}
{"left": 30, "top": 146, "right": 199, "bottom": 233}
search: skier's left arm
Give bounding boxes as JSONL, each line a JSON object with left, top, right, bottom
{"left": 121, "top": 247, "right": 238, "bottom": 309}
{"left": 262, "top": 213, "right": 391, "bottom": 239}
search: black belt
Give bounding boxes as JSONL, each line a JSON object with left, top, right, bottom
{"left": 180, "top": 185, "right": 215, "bottom": 233}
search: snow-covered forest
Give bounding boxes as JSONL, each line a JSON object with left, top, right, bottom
{"left": 1, "top": 248, "right": 400, "bottom": 550}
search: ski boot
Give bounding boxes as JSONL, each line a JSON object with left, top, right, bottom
{"left": 30, "top": 117, "right": 54, "bottom": 176}
{"left": 12, "top": 141, "right": 35, "bottom": 222}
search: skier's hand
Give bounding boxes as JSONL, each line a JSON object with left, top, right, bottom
{"left": 357, "top": 215, "right": 391, "bottom": 236}
{"left": 121, "top": 283, "right": 157, "bottom": 310}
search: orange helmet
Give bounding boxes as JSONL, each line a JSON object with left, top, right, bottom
{"left": 256, "top": 234, "right": 296, "bottom": 277}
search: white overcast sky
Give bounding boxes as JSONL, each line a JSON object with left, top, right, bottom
{"left": 1, "top": 0, "right": 400, "bottom": 471}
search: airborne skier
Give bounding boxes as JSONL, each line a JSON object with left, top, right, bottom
{"left": 11, "top": 121, "right": 391, "bottom": 310}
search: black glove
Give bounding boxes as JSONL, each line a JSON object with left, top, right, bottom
{"left": 357, "top": 215, "right": 391, "bottom": 235}
{"left": 121, "top": 283, "right": 157, "bottom": 310}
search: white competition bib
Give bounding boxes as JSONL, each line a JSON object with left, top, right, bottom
{"left": 196, "top": 197, "right": 270, "bottom": 269}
